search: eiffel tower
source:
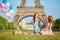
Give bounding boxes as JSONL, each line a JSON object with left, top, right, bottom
{"left": 14, "top": 0, "right": 46, "bottom": 24}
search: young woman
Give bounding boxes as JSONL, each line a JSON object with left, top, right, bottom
{"left": 41, "top": 15, "right": 54, "bottom": 35}
{"left": 33, "top": 13, "right": 41, "bottom": 35}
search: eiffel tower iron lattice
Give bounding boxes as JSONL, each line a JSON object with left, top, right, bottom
{"left": 14, "top": 0, "right": 46, "bottom": 24}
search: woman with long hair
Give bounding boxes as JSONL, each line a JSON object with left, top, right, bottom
{"left": 33, "top": 13, "right": 41, "bottom": 35}
{"left": 41, "top": 15, "right": 54, "bottom": 35}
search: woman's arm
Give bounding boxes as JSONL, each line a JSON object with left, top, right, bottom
{"left": 39, "top": 16, "right": 44, "bottom": 23}
{"left": 39, "top": 15, "right": 47, "bottom": 24}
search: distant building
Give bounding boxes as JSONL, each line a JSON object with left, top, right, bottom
{"left": 26, "top": 23, "right": 34, "bottom": 30}
{"left": 19, "top": 19, "right": 34, "bottom": 30}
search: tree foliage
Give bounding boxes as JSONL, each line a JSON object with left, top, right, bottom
{"left": 53, "top": 19, "right": 60, "bottom": 29}
{"left": 0, "top": 16, "right": 8, "bottom": 29}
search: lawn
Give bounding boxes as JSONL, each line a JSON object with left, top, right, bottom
{"left": 0, "top": 30, "right": 60, "bottom": 40}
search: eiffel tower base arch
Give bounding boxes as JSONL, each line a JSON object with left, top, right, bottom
{"left": 14, "top": 6, "right": 46, "bottom": 24}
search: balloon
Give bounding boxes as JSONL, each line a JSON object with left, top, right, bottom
{"left": 1, "top": 8, "right": 7, "bottom": 13}
{"left": 6, "top": 12, "right": 12, "bottom": 18}
{"left": 6, "top": 2, "right": 10, "bottom": 7}
{"left": 0, "top": 3, "right": 6, "bottom": 8}
{"left": 0, "top": 3, "right": 1, "bottom": 7}
{"left": 2, "top": 0, "right": 7, "bottom": 4}
{"left": 9, "top": 9, "right": 14, "bottom": 14}
{"left": 9, "top": 5, "right": 13, "bottom": 10}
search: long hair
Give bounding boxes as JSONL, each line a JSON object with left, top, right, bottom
{"left": 48, "top": 15, "right": 54, "bottom": 25}
{"left": 33, "top": 13, "right": 39, "bottom": 23}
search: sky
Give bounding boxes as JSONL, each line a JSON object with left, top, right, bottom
{"left": 0, "top": 0, "right": 60, "bottom": 22}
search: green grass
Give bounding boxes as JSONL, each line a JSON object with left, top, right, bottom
{"left": 0, "top": 30, "right": 60, "bottom": 40}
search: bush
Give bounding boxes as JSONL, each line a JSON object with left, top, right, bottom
{"left": 42, "top": 24, "right": 46, "bottom": 29}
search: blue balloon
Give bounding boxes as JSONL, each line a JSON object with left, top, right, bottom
{"left": 9, "top": 5, "right": 13, "bottom": 10}
{"left": 2, "top": 0, "right": 7, "bottom": 4}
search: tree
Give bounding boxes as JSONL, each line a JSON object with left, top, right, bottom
{"left": 53, "top": 19, "right": 60, "bottom": 29}
{"left": 0, "top": 16, "right": 8, "bottom": 30}
{"left": 8, "top": 22, "right": 15, "bottom": 29}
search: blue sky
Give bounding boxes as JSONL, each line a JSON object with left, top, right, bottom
{"left": 0, "top": 0, "right": 60, "bottom": 22}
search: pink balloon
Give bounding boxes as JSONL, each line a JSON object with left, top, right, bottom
{"left": 6, "top": 12, "right": 12, "bottom": 18}
{"left": 0, "top": 3, "right": 1, "bottom": 7}
{"left": 0, "top": 3, "right": 6, "bottom": 8}
{"left": 8, "top": 16, "right": 12, "bottom": 18}
{"left": 2, "top": 8, "right": 7, "bottom": 13}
